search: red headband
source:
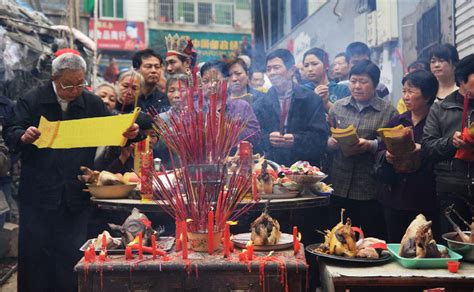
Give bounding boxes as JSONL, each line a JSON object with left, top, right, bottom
{"left": 54, "top": 48, "right": 81, "bottom": 57}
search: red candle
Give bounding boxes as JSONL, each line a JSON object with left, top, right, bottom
{"left": 293, "top": 226, "right": 300, "bottom": 255}
{"left": 246, "top": 241, "right": 253, "bottom": 261}
{"left": 151, "top": 234, "right": 157, "bottom": 260}
{"left": 99, "top": 250, "right": 107, "bottom": 261}
{"left": 182, "top": 221, "right": 188, "bottom": 260}
{"left": 208, "top": 210, "right": 214, "bottom": 255}
{"left": 89, "top": 244, "right": 96, "bottom": 262}
{"left": 138, "top": 232, "right": 143, "bottom": 260}
{"left": 238, "top": 250, "right": 247, "bottom": 261}
{"left": 102, "top": 233, "right": 107, "bottom": 252}
{"left": 175, "top": 220, "right": 182, "bottom": 251}
{"left": 223, "top": 222, "right": 230, "bottom": 257}
{"left": 84, "top": 249, "right": 90, "bottom": 262}
{"left": 125, "top": 246, "right": 133, "bottom": 260}
{"left": 176, "top": 237, "right": 182, "bottom": 251}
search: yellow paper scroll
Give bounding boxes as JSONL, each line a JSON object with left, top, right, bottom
{"left": 33, "top": 108, "right": 140, "bottom": 149}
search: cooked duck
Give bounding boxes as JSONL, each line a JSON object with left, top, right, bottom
{"left": 250, "top": 210, "right": 281, "bottom": 245}
{"left": 399, "top": 214, "right": 448, "bottom": 258}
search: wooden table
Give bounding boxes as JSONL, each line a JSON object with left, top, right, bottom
{"left": 319, "top": 260, "right": 474, "bottom": 292}
{"left": 91, "top": 194, "right": 330, "bottom": 213}
{"left": 75, "top": 246, "right": 308, "bottom": 292}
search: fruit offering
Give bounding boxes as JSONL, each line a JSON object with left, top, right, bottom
{"left": 280, "top": 161, "right": 324, "bottom": 176}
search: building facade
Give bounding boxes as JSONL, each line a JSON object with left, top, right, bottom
{"left": 147, "top": 0, "right": 252, "bottom": 63}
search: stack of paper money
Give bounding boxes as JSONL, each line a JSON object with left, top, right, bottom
{"left": 331, "top": 125, "right": 359, "bottom": 157}
{"left": 377, "top": 125, "right": 419, "bottom": 173}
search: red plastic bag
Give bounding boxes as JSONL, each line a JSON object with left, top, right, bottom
{"left": 454, "top": 127, "right": 474, "bottom": 161}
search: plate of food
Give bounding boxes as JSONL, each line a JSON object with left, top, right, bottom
{"left": 232, "top": 233, "right": 293, "bottom": 251}
{"left": 306, "top": 243, "right": 392, "bottom": 264}
{"left": 280, "top": 161, "right": 327, "bottom": 195}
{"left": 387, "top": 244, "right": 461, "bottom": 269}
{"left": 307, "top": 209, "right": 391, "bottom": 264}
{"left": 388, "top": 214, "right": 462, "bottom": 268}
{"left": 232, "top": 209, "right": 292, "bottom": 251}
{"left": 80, "top": 168, "right": 139, "bottom": 199}
{"left": 260, "top": 184, "right": 299, "bottom": 199}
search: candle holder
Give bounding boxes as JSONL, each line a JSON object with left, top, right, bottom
{"left": 187, "top": 230, "right": 223, "bottom": 252}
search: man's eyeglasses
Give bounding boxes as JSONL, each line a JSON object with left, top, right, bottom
{"left": 59, "top": 81, "right": 88, "bottom": 91}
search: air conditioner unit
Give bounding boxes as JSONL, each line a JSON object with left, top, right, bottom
{"left": 376, "top": 0, "right": 399, "bottom": 45}
{"left": 354, "top": 13, "right": 367, "bottom": 43}
{"left": 367, "top": 11, "right": 377, "bottom": 48}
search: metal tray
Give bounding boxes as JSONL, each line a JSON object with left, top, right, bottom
{"left": 80, "top": 236, "right": 175, "bottom": 254}
{"left": 306, "top": 243, "right": 392, "bottom": 264}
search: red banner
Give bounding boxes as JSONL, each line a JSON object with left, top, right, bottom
{"left": 89, "top": 20, "right": 145, "bottom": 51}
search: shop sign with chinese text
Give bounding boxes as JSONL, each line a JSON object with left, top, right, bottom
{"left": 149, "top": 29, "right": 251, "bottom": 62}
{"left": 89, "top": 20, "right": 145, "bottom": 51}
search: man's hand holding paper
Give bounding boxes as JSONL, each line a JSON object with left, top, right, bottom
{"left": 21, "top": 126, "right": 41, "bottom": 144}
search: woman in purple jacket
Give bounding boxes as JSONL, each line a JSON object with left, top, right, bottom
{"left": 375, "top": 70, "right": 439, "bottom": 242}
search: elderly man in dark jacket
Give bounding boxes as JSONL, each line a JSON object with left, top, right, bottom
{"left": 3, "top": 53, "right": 139, "bottom": 292}
{"left": 422, "top": 53, "right": 474, "bottom": 235}
{"left": 253, "top": 49, "right": 328, "bottom": 167}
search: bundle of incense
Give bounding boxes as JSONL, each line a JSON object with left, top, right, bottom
{"left": 331, "top": 125, "right": 359, "bottom": 156}
{"left": 377, "top": 125, "right": 419, "bottom": 173}
{"left": 377, "top": 125, "right": 415, "bottom": 155}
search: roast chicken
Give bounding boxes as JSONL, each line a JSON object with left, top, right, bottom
{"left": 315, "top": 210, "right": 386, "bottom": 259}
{"left": 256, "top": 160, "right": 274, "bottom": 194}
{"left": 399, "top": 214, "right": 448, "bottom": 258}
{"left": 317, "top": 218, "right": 357, "bottom": 257}
{"left": 250, "top": 210, "right": 281, "bottom": 245}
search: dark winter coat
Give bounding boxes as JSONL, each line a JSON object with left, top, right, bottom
{"left": 3, "top": 83, "right": 110, "bottom": 210}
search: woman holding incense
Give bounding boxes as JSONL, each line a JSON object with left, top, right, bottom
{"left": 200, "top": 60, "right": 261, "bottom": 146}
{"left": 327, "top": 60, "right": 397, "bottom": 239}
{"left": 375, "top": 70, "right": 439, "bottom": 242}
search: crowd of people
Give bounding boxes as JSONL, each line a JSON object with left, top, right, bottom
{"left": 1, "top": 34, "right": 474, "bottom": 291}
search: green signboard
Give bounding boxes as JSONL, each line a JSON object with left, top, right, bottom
{"left": 149, "top": 29, "right": 251, "bottom": 63}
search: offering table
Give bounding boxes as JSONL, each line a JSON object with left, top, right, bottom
{"left": 91, "top": 194, "right": 329, "bottom": 213}
{"left": 319, "top": 260, "right": 474, "bottom": 292}
{"left": 75, "top": 246, "right": 308, "bottom": 292}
